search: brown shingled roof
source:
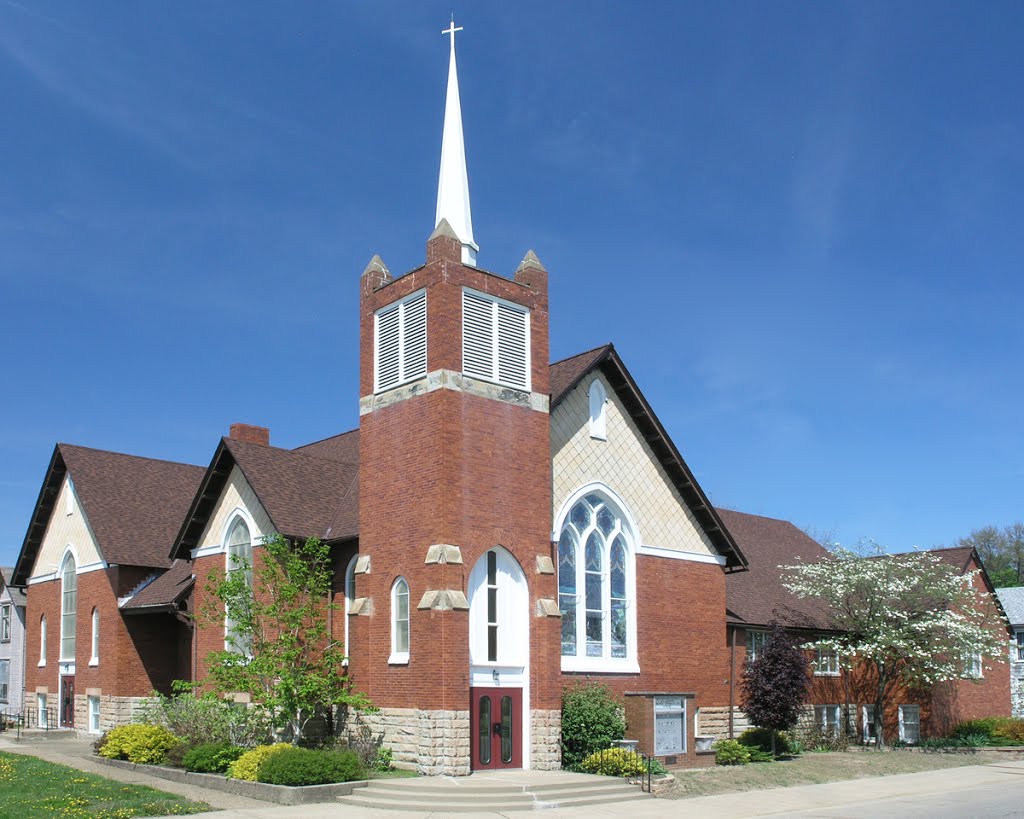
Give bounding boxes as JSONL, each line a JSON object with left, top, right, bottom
{"left": 719, "top": 508, "right": 831, "bottom": 629}
{"left": 292, "top": 429, "right": 359, "bottom": 464}
{"left": 121, "top": 559, "right": 194, "bottom": 612}
{"left": 549, "top": 345, "right": 613, "bottom": 406}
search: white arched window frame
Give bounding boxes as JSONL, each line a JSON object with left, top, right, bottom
{"left": 224, "top": 513, "right": 255, "bottom": 654}
{"left": 38, "top": 615, "right": 47, "bottom": 667}
{"left": 589, "top": 378, "right": 607, "bottom": 440}
{"left": 390, "top": 577, "right": 410, "bottom": 665}
{"left": 555, "top": 485, "right": 639, "bottom": 673}
{"left": 343, "top": 554, "right": 358, "bottom": 662}
{"left": 89, "top": 607, "right": 99, "bottom": 666}
{"left": 59, "top": 551, "right": 77, "bottom": 662}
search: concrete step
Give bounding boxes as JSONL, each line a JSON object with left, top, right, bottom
{"left": 337, "top": 774, "right": 651, "bottom": 813}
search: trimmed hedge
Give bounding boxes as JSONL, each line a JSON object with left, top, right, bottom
{"left": 256, "top": 747, "right": 365, "bottom": 786}
{"left": 737, "top": 727, "right": 792, "bottom": 755}
{"left": 97, "top": 724, "right": 181, "bottom": 765}
{"left": 182, "top": 742, "right": 246, "bottom": 773}
{"left": 714, "top": 739, "right": 751, "bottom": 766}
{"left": 227, "top": 743, "right": 293, "bottom": 781}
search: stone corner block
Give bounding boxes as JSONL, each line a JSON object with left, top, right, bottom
{"left": 424, "top": 544, "right": 463, "bottom": 565}
{"left": 354, "top": 555, "right": 371, "bottom": 574}
{"left": 535, "top": 555, "right": 555, "bottom": 574}
{"left": 536, "top": 598, "right": 561, "bottom": 617}
{"left": 349, "top": 597, "right": 373, "bottom": 616}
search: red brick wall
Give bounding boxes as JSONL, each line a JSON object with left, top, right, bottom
{"left": 355, "top": 233, "right": 557, "bottom": 713}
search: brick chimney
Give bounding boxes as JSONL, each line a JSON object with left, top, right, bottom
{"left": 229, "top": 423, "right": 270, "bottom": 446}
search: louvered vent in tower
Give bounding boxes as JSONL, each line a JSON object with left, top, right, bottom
{"left": 461, "top": 288, "right": 531, "bottom": 391}
{"left": 374, "top": 290, "right": 427, "bottom": 393}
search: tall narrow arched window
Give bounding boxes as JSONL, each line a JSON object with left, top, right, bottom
{"left": 90, "top": 608, "right": 99, "bottom": 665}
{"left": 557, "top": 491, "right": 637, "bottom": 670}
{"left": 39, "top": 615, "right": 47, "bottom": 666}
{"left": 225, "top": 517, "right": 254, "bottom": 654}
{"left": 344, "top": 555, "right": 358, "bottom": 659}
{"left": 390, "top": 577, "right": 409, "bottom": 664}
{"left": 60, "top": 553, "right": 77, "bottom": 661}
{"left": 589, "top": 379, "right": 607, "bottom": 440}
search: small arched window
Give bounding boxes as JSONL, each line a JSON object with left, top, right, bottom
{"left": 39, "top": 615, "right": 47, "bottom": 666}
{"left": 60, "top": 553, "right": 77, "bottom": 661}
{"left": 225, "top": 517, "right": 254, "bottom": 654}
{"left": 558, "top": 491, "right": 636, "bottom": 669}
{"left": 390, "top": 577, "right": 410, "bottom": 664}
{"left": 344, "top": 555, "right": 358, "bottom": 658}
{"left": 589, "top": 379, "right": 607, "bottom": 440}
{"left": 90, "top": 608, "right": 99, "bottom": 665}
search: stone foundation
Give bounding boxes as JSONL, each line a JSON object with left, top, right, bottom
{"left": 530, "top": 709, "right": 561, "bottom": 770}
{"left": 694, "top": 706, "right": 750, "bottom": 739}
{"left": 342, "top": 707, "right": 471, "bottom": 776}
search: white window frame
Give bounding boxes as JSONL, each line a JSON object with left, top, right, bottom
{"left": 88, "top": 694, "right": 101, "bottom": 733}
{"left": 373, "top": 289, "right": 428, "bottom": 393}
{"left": 390, "top": 577, "right": 410, "bottom": 665}
{"left": 588, "top": 378, "right": 607, "bottom": 440}
{"left": 38, "top": 614, "right": 46, "bottom": 667}
{"left": 861, "top": 705, "right": 878, "bottom": 744}
{"left": 964, "top": 651, "right": 983, "bottom": 679}
{"left": 555, "top": 487, "right": 639, "bottom": 673}
{"left": 1016, "top": 630, "right": 1024, "bottom": 662}
{"left": 0, "top": 658, "right": 9, "bottom": 703}
{"left": 653, "top": 696, "right": 687, "bottom": 756}
{"left": 813, "top": 647, "right": 840, "bottom": 676}
{"left": 37, "top": 693, "right": 47, "bottom": 728}
{"left": 814, "top": 704, "right": 841, "bottom": 734}
{"left": 89, "top": 607, "right": 99, "bottom": 666}
{"left": 898, "top": 704, "right": 920, "bottom": 744}
{"left": 343, "top": 554, "right": 357, "bottom": 662}
{"left": 59, "top": 551, "right": 77, "bottom": 662}
{"left": 0, "top": 604, "right": 10, "bottom": 643}
{"left": 747, "top": 630, "right": 767, "bottom": 663}
{"left": 461, "top": 287, "right": 531, "bottom": 392}
{"left": 65, "top": 477, "right": 75, "bottom": 516}
{"left": 224, "top": 514, "right": 255, "bottom": 655}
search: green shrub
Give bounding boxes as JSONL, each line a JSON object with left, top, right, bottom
{"left": 714, "top": 739, "right": 751, "bottom": 766}
{"left": 256, "top": 747, "right": 365, "bottom": 786}
{"left": 373, "top": 747, "right": 394, "bottom": 772}
{"left": 97, "top": 724, "right": 181, "bottom": 765}
{"left": 580, "top": 748, "right": 646, "bottom": 777}
{"left": 748, "top": 748, "right": 775, "bottom": 762}
{"left": 135, "top": 682, "right": 272, "bottom": 748}
{"left": 951, "top": 717, "right": 1001, "bottom": 740}
{"left": 182, "top": 742, "right": 246, "bottom": 773}
{"left": 737, "top": 727, "right": 792, "bottom": 755}
{"left": 951, "top": 717, "right": 1024, "bottom": 745}
{"left": 227, "top": 743, "right": 292, "bottom": 781}
{"left": 560, "top": 683, "right": 626, "bottom": 771}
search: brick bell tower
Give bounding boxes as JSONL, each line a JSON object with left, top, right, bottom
{"left": 352, "top": 20, "right": 561, "bottom": 775}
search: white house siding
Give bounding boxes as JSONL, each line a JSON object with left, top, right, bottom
{"left": 30, "top": 479, "right": 103, "bottom": 580}
{"left": 194, "top": 466, "right": 274, "bottom": 552}
{"left": 551, "top": 371, "right": 718, "bottom": 556}
{"left": 0, "top": 586, "right": 26, "bottom": 717}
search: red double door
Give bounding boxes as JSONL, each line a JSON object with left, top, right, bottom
{"left": 470, "top": 687, "right": 522, "bottom": 770}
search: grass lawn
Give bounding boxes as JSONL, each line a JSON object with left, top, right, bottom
{"left": 671, "top": 749, "right": 1001, "bottom": 799}
{"left": 0, "top": 752, "right": 209, "bottom": 818}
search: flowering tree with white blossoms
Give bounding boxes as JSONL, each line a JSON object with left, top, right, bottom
{"left": 783, "top": 544, "right": 1008, "bottom": 748}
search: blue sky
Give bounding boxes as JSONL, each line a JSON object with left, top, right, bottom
{"left": 1, "top": 1, "right": 1022, "bottom": 567}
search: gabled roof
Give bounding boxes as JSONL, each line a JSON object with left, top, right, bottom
{"left": 14, "top": 444, "right": 204, "bottom": 585}
{"left": 171, "top": 437, "right": 359, "bottom": 559}
{"left": 551, "top": 344, "right": 747, "bottom": 571}
{"left": 719, "top": 508, "right": 831, "bottom": 629}
{"left": 292, "top": 428, "right": 360, "bottom": 464}
{"left": 0, "top": 566, "right": 26, "bottom": 606}
{"left": 121, "top": 559, "right": 194, "bottom": 614}
{"left": 996, "top": 587, "right": 1024, "bottom": 627}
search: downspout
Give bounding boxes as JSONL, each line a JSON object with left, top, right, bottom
{"left": 729, "top": 626, "right": 736, "bottom": 739}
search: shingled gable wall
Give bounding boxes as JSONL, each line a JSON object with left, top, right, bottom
{"left": 353, "top": 230, "right": 558, "bottom": 774}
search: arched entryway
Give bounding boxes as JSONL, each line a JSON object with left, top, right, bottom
{"left": 467, "top": 547, "right": 529, "bottom": 770}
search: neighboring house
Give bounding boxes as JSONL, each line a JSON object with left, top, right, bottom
{"left": 12, "top": 445, "right": 203, "bottom": 733}
{"left": 0, "top": 566, "right": 27, "bottom": 718}
{"left": 994, "top": 586, "right": 1024, "bottom": 717}
{"left": 718, "top": 515, "right": 1010, "bottom": 744}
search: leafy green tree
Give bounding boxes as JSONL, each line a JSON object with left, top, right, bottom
{"left": 741, "top": 623, "right": 810, "bottom": 755}
{"left": 784, "top": 545, "right": 1008, "bottom": 748}
{"left": 201, "top": 534, "right": 372, "bottom": 743}
{"left": 560, "top": 682, "right": 626, "bottom": 770}
{"left": 955, "top": 523, "right": 1024, "bottom": 587}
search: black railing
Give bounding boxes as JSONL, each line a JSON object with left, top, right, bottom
{"left": 0, "top": 707, "right": 60, "bottom": 737}
{"left": 590, "top": 742, "right": 655, "bottom": 793}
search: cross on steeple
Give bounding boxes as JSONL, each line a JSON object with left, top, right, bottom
{"left": 441, "top": 17, "right": 463, "bottom": 50}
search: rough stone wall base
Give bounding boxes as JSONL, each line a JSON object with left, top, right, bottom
{"left": 342, "top": 707, "right": 470, "bottom": 776}
{"left": 74, "top": 694, "right": 156, "bottom": 737}
{"left": 530, "top": 709, "right": 561, "bottom": 770}
{"left": 695, "top": 706, "right": 750, "bottom": 739}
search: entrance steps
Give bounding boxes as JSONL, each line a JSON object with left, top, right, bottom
{"left": 337, "top": 770, "right": 651, "bottom": 812}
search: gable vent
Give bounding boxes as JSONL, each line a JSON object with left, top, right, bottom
{"left": 462, "top": 288, "right": 531, "bottom": 391}
{"left": 374, "top": 290, "right": 427, "bottom": 393}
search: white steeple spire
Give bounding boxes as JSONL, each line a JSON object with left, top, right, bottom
{"left": 436, "top": 16, "right": 478, "bottom": 266}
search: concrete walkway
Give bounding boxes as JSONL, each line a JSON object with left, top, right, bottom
{"left": 0, "top": 735, "right": 268, "bottom": 811}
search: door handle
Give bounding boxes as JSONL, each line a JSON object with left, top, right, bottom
{"left": 492, "top": 722, "right": 501, "bottom": 736}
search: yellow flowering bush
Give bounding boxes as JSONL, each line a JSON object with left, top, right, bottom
{"left": 579, "top": 747, "right": 647, "bottom": 777}
{"left": 97, "top": 724, "right": 181, "bottom": 765}
{"left": 227, "top": 743, "right": 292, "bottom": 781}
